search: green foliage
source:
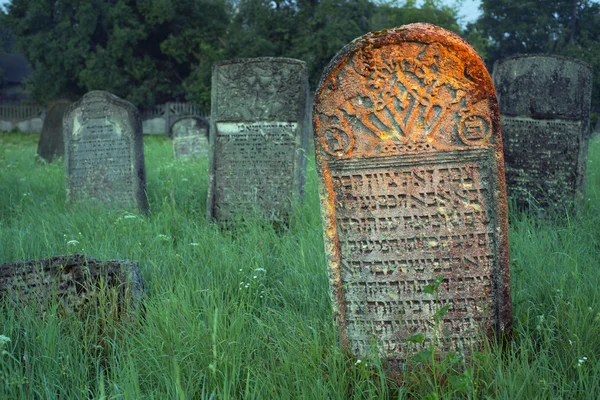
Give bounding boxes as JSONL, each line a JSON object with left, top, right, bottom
{"left": 1, "top": 133, "right": 600, "bottom": 398}
{"left": 1, "top": 0, "right": 229, "bottom": 109}
{"left": 1, "top": 0, "right": 464, "bottom": 107}
{"left": 370, "top": 0, "right": 460, "bottom": 33}
{"left": 471, "top": 0, "right": 600, "bottom": 111}
{"left": 292, "top": 0, "right": 376, "bottom": 85}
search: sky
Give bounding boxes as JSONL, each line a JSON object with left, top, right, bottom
{"left": 447, "top": 0, "right": 482, "bottom": 26}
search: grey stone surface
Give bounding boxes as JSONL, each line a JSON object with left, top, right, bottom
{"left": 493, "top": 55, "right": 593, "bottom": 211}
{"left": 37, "top": 99, "right": 71, "bottom": 162}
{"left": 63, "top": 91, "right": 149, "bottom": 214}
{"left": 208, "top": 57, "right": 309, "bottom": 223}
{"left": 170, "top": 116, "right": 209, "bottom": 159}
{"left": 0, "top": 254, "right": 145, "bottom": 316}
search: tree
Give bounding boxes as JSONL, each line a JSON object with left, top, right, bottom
{"left": 470, "top": 0, "right": 600, "bottom": 113}
{"left": 1, "top": 0, "right": 229, "bottom": 109}
{"left": 292, "top": 0, "right": 375, "bottom": 85}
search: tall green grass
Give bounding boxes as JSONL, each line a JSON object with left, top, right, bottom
{"left": 1, "top": 132, "right": 599, "bottom": 399}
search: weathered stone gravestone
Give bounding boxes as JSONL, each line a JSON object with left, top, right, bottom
{"left": 208, "top": 57, "right": 309, "bottom": 223}
{"left": 493, "top": 55, "right": 593, "bottom": 212}
{"left": 0, "top": 254, "right": 145, "bottom": 316}
{"left": 36, "top": 99, "right": 71, "bottom": 163}
{"left": 171, "top": 116, "right": 209, "bottom": 159}
{"left": 313, "top": 23, "right": 512, "bottom": 369}
{"left": 63, "top": 91, "right": 149, "bottom": 214}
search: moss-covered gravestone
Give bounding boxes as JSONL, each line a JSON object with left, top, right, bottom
{"left": 0, "top": 254, "right": 145, "bottom": 316}
{"left": 36, "top": 99, "right": 71, "bottom": 163}
{"left": 63, "top": 91, "right": 149, "bottom": 214}
{"left": 493, "top": 55, "right": 593, "bottom": 212}
{"left": 208, "top": 57, "right": 309, "bottom": 223}
{"left": 171, "top": 116, "right": 209, "bottom": 159}
{"left": 313, "top": 23, "right": 512, "bottom": 369}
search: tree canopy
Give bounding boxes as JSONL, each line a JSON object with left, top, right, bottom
{"left": 1, "top": 0, "right": 463, "bottom": 110}
{"left": 470, "top": 0, "right": 600, "bottom": 115}
{"left": 5, "top": 0, "right": 599, "bottom": 115}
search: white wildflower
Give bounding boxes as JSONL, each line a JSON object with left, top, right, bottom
{"left": 0, "top": 335, "right": 10, "bottom": 346}
{"left": 189, "top": 243, "right": 200, "bottom": 246}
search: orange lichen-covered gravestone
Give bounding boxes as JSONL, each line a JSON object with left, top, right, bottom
{"left": 313, "top": 24, "right": 512, "bottom": 368}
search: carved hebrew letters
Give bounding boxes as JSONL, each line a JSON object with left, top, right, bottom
{"left": 208, "top": 58, "right": 310, "bottom": 223}
{"left": 493, "top": 55, "right": 593, "bottom": 212}
{"left": 213, "top": 121, "right": 298, "bottom": 221}
{"left": 63, "top": 91, "right": 149, "bottom": 214}
{"left": 314, "top": 24, "right": 511, "bottom": 369}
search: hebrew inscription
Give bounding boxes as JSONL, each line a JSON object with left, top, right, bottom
{"left": 208, "top": 58, "right": 309, "bottom": 223}
{"left": 500, "top": 117, "right": 582, "bottom": 208}
{"left": 331, "top": 152, "right": 495, "bottom": 362}
{"left": 63, "top": 91, "right": 149, "bottom": 214}
{"left": 213, "top": 121, "right": 297, "bottom": 221}
{"left": 0, "top": 254, "right": 145, "bottom": 317}
{"left": 314, "top": 24, "right": 511, "bottom": 368}
{"left": 494, "top": 55, "right": 592, "bottom": 212}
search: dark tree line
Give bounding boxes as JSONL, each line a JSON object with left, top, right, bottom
{"left": 0, "top": 0, "right": 463, "bottom": 110}
{"left": 1, "top": 0, "right": 600, "bottom": 114}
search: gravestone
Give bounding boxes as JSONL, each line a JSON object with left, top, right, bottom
{"left": 0, "top": 254, "right": 145, "bottom": 316}
{"left": 63, "top": 91, "right": 149, "bottom": 214}
{"left": 37, "top": 99, "right": 71, "bottom": 162}
{"left": 493, "top": 55, "right": 593, "bottom": 212}
{"left": 170, "top": 116, "right": 209, "bottom": 159}
{"left": 208, "top": 57, "right": 309, "bottom": 223}
{"left": 313, "top": 23, "right": 512, "bottom": 369}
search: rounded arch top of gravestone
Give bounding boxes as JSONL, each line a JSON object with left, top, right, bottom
{"left": 36, "top": 99, "right": 72, "bottom": 163}
{"left": 493, "top": 54, "right": 592, "bottom": 120}
{"left": 170, "top": 115, "right": 210, "bottom": 159}
{"left": 314, "top": 23, "right": 503, "bottom": 159}
{"left": 63, "top": 90, "right": 148, "bottom": 214}
{"left": 211, "top": 57, "right": 308, "bottom": 122}
{"left": 313, "top": 23, "right": 511, "bottom": 369}
{"left": 169, "top": 115, "right": 209, "bottom": 138}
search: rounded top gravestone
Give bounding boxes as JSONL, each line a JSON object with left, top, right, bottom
{"left": 493, "top": 55, "right": 593, "bottom": 212}
{"left": 63, "top": 91, "right": 149, "bottom": 214}
{"left": 36, "top": 99, "right": 71, "bottom": 163}
{"left": 313, "top": 23, "right": 511, "bottom": 370}
{"left": 170, "top": 116, "right": 209, "bottom": 159}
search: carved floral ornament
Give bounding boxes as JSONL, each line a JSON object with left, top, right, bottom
{"left": 314, "top": 26, "right": 497, "bottom": 159}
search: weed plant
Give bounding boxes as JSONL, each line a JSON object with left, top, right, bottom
{"left": 1, "top": 131, "right": 599, "bottom": 399}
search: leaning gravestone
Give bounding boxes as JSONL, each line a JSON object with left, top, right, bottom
{"left": 208, "top": 57, "right": 309, "bottom": 223}
{"left": 171, "top": 116, "right": 209, "bottom": 159}
{"left": 37, "top": 99, "right": 71, "bottom": 162}
{"left": 0, "top": 254, "right": 145, "bottom": 316}
{"left": 493, "top": 55, "right": 593, "bottom": 212}
{"left": 313, "top": 23, "right": 512, "bottom": 369}
{"left": 63, "top": 91, "right": 149, "bottom": 214}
